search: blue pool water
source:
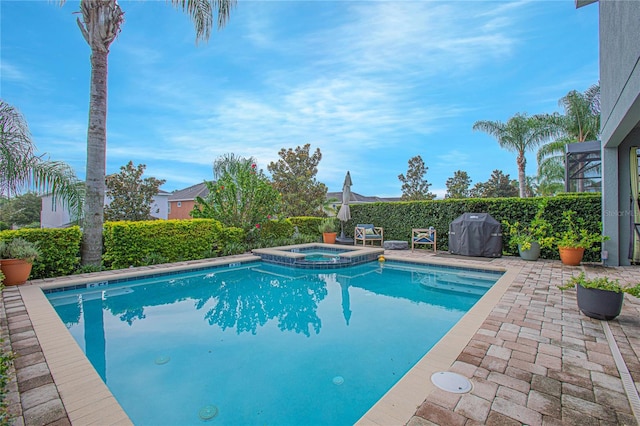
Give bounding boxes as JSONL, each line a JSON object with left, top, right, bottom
{"left": 46, "top": 260, "right": 501, "bottom": 425}
{"left": 292, "top": 247, "right": 347, "bottom": 262}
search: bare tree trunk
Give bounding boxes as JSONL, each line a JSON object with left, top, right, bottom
{"left": 82, "top": 48, "right": 108, "bottom": 266}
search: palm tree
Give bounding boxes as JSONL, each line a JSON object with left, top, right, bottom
{"left": 561, "top": 84, "right": 600, "bottom": 143}
{"left": 536, "top": 84, "right": 601, "bottom": 193}
{"left": 473, "top": 113, "right": 557, "bottom": 198}
{"left": 0, "top": 100, "right": 83, "bottom": 217}
{"left": 58, "top": 0, "right": 236, "bottom": 265}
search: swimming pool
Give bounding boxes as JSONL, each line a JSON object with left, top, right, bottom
{"left": 45, "top": 259, "right": 502, "bottom": 425}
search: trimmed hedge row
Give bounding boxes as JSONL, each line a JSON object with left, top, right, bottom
{"left": 346, "top": 194, "right": 602, "bottom": 261}
{"left": 0, "top": 227, "right": 82, "bottom": 279}
{"left": 103, "top": 219, "right": 243, "bottom": 269}
{"left": 260, "top": 219, "right": 295, "bottom": 240}
{"left": 287, "top": 216, "right": 326, "bottom": 237}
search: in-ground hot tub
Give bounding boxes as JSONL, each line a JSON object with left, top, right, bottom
{"left": 252, "top": 243, "right": 384, "bottom": 268}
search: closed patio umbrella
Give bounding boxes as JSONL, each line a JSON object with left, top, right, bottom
{"left": 336, "top": 171, "right": 352, "bottom": 243}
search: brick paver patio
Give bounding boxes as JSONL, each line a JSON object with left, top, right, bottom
{"left": 2, "top": 251, "right": 640, "bottom": 425}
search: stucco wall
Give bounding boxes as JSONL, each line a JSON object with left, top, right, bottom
{"left": 599, "top": 0, "right": 640, "bottom": 265}
{"left": 40, "top": 195, "right": 72, "bottom": 228}
{"left": 603, "top": 129, "right": 640, "bottom": 266}
{"left": 600, "top": 0, "right": 640, "bottom": 148}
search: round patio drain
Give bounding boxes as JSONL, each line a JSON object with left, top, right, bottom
{"left": 431, "top": 372, "right": 472, "bottom": 393}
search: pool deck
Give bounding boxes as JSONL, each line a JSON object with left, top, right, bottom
{"left": 3, "top": 249, "right": 640, "bottom": 425}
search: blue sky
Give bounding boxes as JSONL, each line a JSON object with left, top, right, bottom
{"left": 1, "top": 0, "right": 599, "bottom": 198}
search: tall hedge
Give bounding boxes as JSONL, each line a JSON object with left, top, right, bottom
{"left": 103, "top": 219, "right": 233, "bottom": 269}
{"left": 0, "top": 227, "right": 82, "bottom": 279}
{"left": 346, "top": 194, "right": 602, "bottom": 261}
{"left": 287, "top": 216, "right": 325, "bottom": 237}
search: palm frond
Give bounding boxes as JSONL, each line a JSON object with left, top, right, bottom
{"left": 0, "top": 99, "right": 84, "bottom": 217}
{"left": 29, "top": 160, "right": 85, "bottom": 218}
{"left": 171, "top": 0, "right": 236, "bottom": 43}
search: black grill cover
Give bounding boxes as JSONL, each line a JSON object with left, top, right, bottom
{"left": 449, "top": 213, "right": 502, "bottom": 258}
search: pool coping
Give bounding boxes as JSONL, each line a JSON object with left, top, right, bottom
{"left": 15, "top": 253, "right": 516, "bottom": 425}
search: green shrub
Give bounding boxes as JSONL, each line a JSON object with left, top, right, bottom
{"left": 74, "top": 264, "right": 105, "bottom": 275}
{"left": 220, "top": 242, "right": 248, "bottom": 256}
{"left": 288, "top": 216, "right": 326, "bottom": 236}
{"left": 212, "top": 225, "right": 245, "bottom": 255}
{"left": 0, "top": 227, "right": 82, "bottom": 279}
{"left": 260, "top": 219, "right": 294, "bottom": 240}
{"left": 0, "top": 337, "right": 14, "bottom": 426}
{"left": 0, "top": 238, "right": 40, "bottom": 262}
{"left": 103, "top": 219, "right": 224, "bottom": 269}
{"left": 559, "top": 272, "right": 640, "bottom": 297}
{"left": 318, "top": 218, "right": 336, "bottom": 233}
{"left": 0, "top": 286, "right": 15, "bottom": 426}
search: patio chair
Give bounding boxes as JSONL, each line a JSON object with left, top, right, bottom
{"left": 412, "top": 227, "right": 436, "bottom": 252}
{"left": 354, "top": 224, "right": 384, "bottom": 246}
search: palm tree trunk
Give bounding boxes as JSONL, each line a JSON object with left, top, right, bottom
{"left": 517, "top": 153, "right": 527, "bottom": 198}
{"left": 81, "top": 47, "right": 108, "bottom": 266}
{"left": 76, "top": 0, "right": 123, "bottom": 266}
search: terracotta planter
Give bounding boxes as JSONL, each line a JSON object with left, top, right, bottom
{"left": 558, "top": 247, "right": 585, "bottom": 266}
{"left": 322, "top": 232, "right": 337, "bottom": 244}
{"left": 0, "top": 258, "right": 34, "bottom": 286}
{"left": 518, "top": 242, "right": 540, "bottom": 261}
{"left": 576, "top": 284, "right": 624, "bottom": 320}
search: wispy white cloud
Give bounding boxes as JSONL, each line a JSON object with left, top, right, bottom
{"left": 0, "top": 61, "right": 27, "bottom": 82}
{"left": 100, "top": 0, "right": 535, "bottom": 193}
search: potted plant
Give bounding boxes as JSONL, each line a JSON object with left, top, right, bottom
{"left": 318, "top": 218, "right": 337, "bottom": 244}
{"left": 559, "top": 272, "right": 640, "bottom": 320}
{"left": 0, "top": 238, "right": 40, "bottom": 286}
{"left": 503, "top": 210, "right": 553, "bottom": 261}
{"left": 554, "top": 210, "right": 608, "bottom": 266}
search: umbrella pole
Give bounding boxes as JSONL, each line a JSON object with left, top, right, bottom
{"left": 340, "top": 221, "right": 345, "bottom": 239}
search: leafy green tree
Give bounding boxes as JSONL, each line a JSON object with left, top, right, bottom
{"left": 0, "top": 100, "right": 83, "bottom": 218}
{"left": 3, "top": 193, "right": 42, "bottom": 226}
{"left": 473, "top": 113, "right": 557, "bottom": 198}
{"left": 57, "top": 0, "right": 236, "bottom": 266}
{"left": 267, "top": 144, "right": 328, "bottom": 217}
{"left": 537, "top": 84, "right": 601, "bottom": 193}
{"left": 192, "top": 154, "right": 281, "bottom": 232}
{"left": 0, "top": 197, "right": 12, "bottom": 226}
{"left": 104, "top": 161, "right": 166, "bottom": 221}
{"left": 469, "top": 170, "right": 518, "bottom": 198}
{"left": 398, "top": 155, "right": 436, "bottom": 201}
{"left": 445, "top": 170, "right": 472, "bottom": 199}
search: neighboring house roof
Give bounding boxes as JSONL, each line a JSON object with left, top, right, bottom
{"left": 326, "top": 191, "right": 399, "bottom": 203}
{"left": 168, "top": 182, "right": 210, "bottom": 202}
